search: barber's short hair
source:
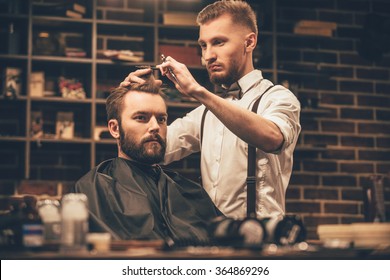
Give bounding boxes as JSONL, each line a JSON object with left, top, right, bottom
{"left": 197, "top": 0, "right": 258, "bottom": 36}
{"left": 106, "top": 76, "right": 165, "bottom": 122}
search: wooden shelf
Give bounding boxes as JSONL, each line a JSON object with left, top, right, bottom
{"left": 0, "top": 136, "right": 27, "bottom": 142}
{"left": 31, "top": 56, "right": 93, "bottom": 63}
{"left": 31, "top": 15, "right": 93, "bottom": 24}
{"left": 30, "top": 137, "right": 92, "bottom": 144}
{"left": 0, "top": 0, "right": 273, "bottom": 181}
{"left": 30, "top": 97, "right": 92, "bottom": 104}
{"left": 0, "top": 0, "right": 210, "bottom": 180}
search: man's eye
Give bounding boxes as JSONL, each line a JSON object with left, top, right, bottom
{"left": 158, "top": 117, "right": 167, "bottom": 124}
{"left": 135, "top": 115, "right": 146, "bottom": 121}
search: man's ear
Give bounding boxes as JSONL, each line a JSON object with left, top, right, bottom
{"left": 108, "top": 119, "right": 120, "bottom": 139}
{"left": 245, "top": 32, "right": 257, "bottom": 51}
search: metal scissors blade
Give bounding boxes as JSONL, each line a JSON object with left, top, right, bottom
{"left": 135, "top": 65, "right": 159, "bottom": 70}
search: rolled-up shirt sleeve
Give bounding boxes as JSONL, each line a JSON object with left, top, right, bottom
{"left": 259, "top": 86, "right": 301, "bottom": 154}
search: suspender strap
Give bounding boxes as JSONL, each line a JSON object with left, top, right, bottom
{"left": 200, "top": 107, "right": 209, "bottom": 147}
{"left": 247, "top": 85, "right": 274, "bottom": 218}
{"left": 199, "top": 84, "right": 274, "bottom": 218}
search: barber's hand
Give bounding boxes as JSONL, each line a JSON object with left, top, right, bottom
{"left": 120, "top": 68, "right": 163, "bottom": 87}
{"left": 157, "top": 56, "right": 203, "bottom": 98}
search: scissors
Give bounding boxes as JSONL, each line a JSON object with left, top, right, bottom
{"left": 160, "top": 54, "right": 179, "bottom": 84}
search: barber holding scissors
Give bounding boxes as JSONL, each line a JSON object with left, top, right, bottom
{"left": 121, "top": 0, "right": 301, "bottom": 220}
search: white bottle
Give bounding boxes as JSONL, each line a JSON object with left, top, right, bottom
{"left": 37, "top": 199, "right": 61, "bottom": 241}
{"left": 60, "top": 193, "right": 88, "bottom": 252}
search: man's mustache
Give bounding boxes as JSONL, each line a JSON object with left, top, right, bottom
{"left": 142, "top": 135, "right": 165, "bottom": 146}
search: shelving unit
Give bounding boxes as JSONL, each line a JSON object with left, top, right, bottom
{"left": 0, "top": 0, "right": 215, "bottom": 182}
{"left": 0, "top": 0, "right": 325, "bottom": 183}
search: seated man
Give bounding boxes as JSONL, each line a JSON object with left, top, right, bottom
{"left": 74, "top": 78, "right": 222, "bottom": 242}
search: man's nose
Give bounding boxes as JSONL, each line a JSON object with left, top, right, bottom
{"left": 148, "top": 117, "right": 160, "bottom": 133}
{"left": 203, "top": 47, "right": 216, "bottom": 62}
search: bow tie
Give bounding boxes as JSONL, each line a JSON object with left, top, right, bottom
{"left": 222, "top": 82, "right": 242, "bottom": 99}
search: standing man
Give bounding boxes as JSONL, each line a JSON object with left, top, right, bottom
{"left": 122, "top": 0, "right": 301, "bottom": 220}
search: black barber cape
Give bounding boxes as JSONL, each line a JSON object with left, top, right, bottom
{"left": 74, "top": 157, "right": 222, "bottom": 242}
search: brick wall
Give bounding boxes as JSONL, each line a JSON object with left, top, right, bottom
{"left": 275, "top": 0, "right": 390, "bottom": 239}
{"left": 1, "top": 0, "right": 389, "bottom": 240}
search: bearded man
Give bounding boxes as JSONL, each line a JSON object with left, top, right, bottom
{"left": 74, "top": 81, "right": 222, "bottom": 242}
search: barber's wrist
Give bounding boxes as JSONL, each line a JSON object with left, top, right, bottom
{"left": 190, "top": 85, "right": 209, "bottom": 101}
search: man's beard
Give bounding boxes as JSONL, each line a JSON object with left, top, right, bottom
{"left": 119, "top": 123, "right": 166, "bottom": 165}
{"left": 207, "top": 57, "right": 241, "bottom": 86}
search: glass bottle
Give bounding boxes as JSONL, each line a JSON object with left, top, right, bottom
{"left": 22, "top": 196, "right": 44, "bottom": 249}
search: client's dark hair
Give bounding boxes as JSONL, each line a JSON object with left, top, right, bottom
{"left": 106, "top": 74, "right": 165, "bottom": 122}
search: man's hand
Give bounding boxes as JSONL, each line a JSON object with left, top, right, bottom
{"left": 120, "top": 68, "right": 163, "bottom": 88}
{"left": 157, "top": 56, "right": 204, "bottom": 98}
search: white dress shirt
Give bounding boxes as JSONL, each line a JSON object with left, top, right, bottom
{"left": 165, "top": 70, "right": 301, "bottom": 219}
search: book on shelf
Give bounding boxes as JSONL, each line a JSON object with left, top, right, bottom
{"left": 7, "top": 22, "right": 20, "bottom": 55}
{"left": 163, "top": 12, "right": 197, "bottom": 26}
{"left": 32, "top": 1, "right": 86, "bottom": 18}
{"left": 2, "top": 67, "right": 22, "bottom": 99}
{"left": 65, "top": 9, "right": 83, "bottom": 19}
{"left": 31, "top": 111, "right": 44, "bottom": 139}
{"left": 44, "top": 78, "right": 57, "bottom": 97}
{"left": 103, "top": 50, "right": 143, "bottom": 62}
{"left": 65, "top": 47, "right": 87, "bottom": 58}
{"left": 30, "top": 71, "right": 45, "bottom": 97}
{"left": 55, "top": 111, "right": 74, "bottom": 140}
{"left": 72, "top": 3, "right": 86, "bottom": 14}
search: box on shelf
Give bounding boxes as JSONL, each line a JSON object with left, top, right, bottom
{"left": 2, "top": 67, "right": 22, "bottom": 99}
{"left": 30, "top": 72, "right": 45, "bottom": 97}
{"left": 159, "top": 45, "right": 201, "bottom": 66}
{"left": 103, "top": 50, "right": 143, "bottom": 62}
{"left": 58, "top": 76, "right": 86, "bottom": 99}
{"left": 56, "top": 112, "right": 74, "bottom": 140}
